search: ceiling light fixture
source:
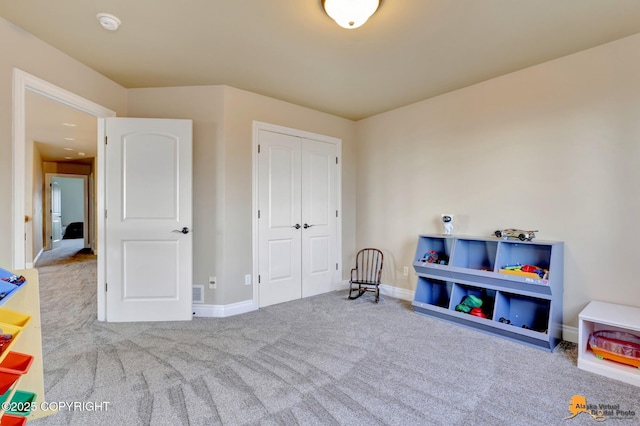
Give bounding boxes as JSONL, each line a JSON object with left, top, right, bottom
{"left": 64, "top": 148, "right": 73, "bottom": 151}
{"left": 64, "top": 137, "right": 75, "bottom": 141}
{"left": 61, "top": 122, "right": 77, "bottom": 127}
{"left": 323, "top": 0, "right": 379, "bottom": 29}
{"left": 97, "top": 13, "right": 121, "bottom": 31}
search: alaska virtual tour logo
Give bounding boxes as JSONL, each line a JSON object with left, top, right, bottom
{"left": 565, "top": 395, "right": 636, "bottom": 422}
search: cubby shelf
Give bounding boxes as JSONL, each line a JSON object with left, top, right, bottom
{"left": 0, "top": 269, "right": 55, "bottom": 423}
{"left": 578, "top": 301, "right": 640, "bottom": 387}
{"left": 412, "top": 235, "right": 564, "bottom": 351}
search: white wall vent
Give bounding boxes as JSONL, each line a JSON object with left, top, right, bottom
{"left": 192, "top": 285, "right": 204, "bottom": 304}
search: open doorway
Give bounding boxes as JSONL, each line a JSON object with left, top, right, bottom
{"left": 13, "top": 68, "right": 115, "bottom": 321}
{"left": 44, "top": 174, "right": 90, "bottom": 251}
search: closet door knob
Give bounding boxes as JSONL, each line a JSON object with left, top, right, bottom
{"left": 303, "top": 223, "right": 314, "bottom": 229}
{"left": 292, "top": 224, "right": 301, "bottom": 229}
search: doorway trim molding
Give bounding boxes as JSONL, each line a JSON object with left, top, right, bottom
{"left": 251, "top": 121, "right": 343, "bottom": 310}
{"left": 12, "top": 68, "right": 115, "bottom": 321}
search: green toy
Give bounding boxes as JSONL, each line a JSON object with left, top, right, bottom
{"left": 455, "top": 294, "right": 483, "bottom": 313}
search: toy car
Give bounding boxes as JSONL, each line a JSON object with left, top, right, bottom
{"left": 494, "top": 229, "right": 537, "bottom": 241}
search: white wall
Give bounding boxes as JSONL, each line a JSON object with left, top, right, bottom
{"left": 55, "top": 177, "right": 84, "bottom": 226}
{"left": 355, "top": 34, "right": 640, "bottom": 327}
{"left": 0, "top": 17, "right": 127, "bottom": 267}
{"left": 128, "top": 85, "right": 356, "bottom": 306}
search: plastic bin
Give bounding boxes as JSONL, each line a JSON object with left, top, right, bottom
{"left": 0, "top": 413, "right": 27, "bottom": 426}
{"left": 0, "top": 268, "right": 26, "bottom": 304}
{"left": 0, "top": 371, "right": 21, "bottom": 396}
{"left": 0, "top": 310, "right": 31, "bottom": 329}
{"left": 0, "top": 390, "right": 36, "bottom": 416}
{"left": 589, "top": 330, "right": 640, "bottom": 368}
{"left": 0, "top": 324, "right": 23, "bottom": 365}
{"left": 0, "top": 353, "right": 34, "bottom": 376}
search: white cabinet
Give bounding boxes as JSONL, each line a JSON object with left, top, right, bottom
{"left": 578, "top": 301, "right": 640, "bottom": 387}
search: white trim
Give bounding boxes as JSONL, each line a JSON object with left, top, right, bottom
{"left": 340, "top": 280, "right": 415, "bottom": 302}
{"left": 29, "top": 248, "right": 44, "bottom": 269}
{"left": 563, "top": 325, "right": 578, "bottom": 343}
{"left": 12, "top": 68, "right": 115, "bottom": 322}
{"left": 251, "top": 121, "right": 342, "bottom": 310}
{"left": 192, "top": 300, "right": 257, "bottom": 318}
{"left": 380, "top": 284, "right": 414, "bottom": 301}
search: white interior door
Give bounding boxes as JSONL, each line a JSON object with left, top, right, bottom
{"left": 105, "top": 117, "right": 193, "bottom": 322}
{"left": 301, "top": 138, "right": 337, "bottom": 298}
{"left": 258, "top": 130, "right": 338, "bottom": 307}
{"left": 258, "top": 131, "right": 302, "bottom": 307}
{"left": 51, "top": 181, "right": 62, "bottom": 249}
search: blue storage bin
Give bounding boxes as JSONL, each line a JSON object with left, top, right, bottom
{"left": 0, "top": 269, "right": 25, "bottom": 301}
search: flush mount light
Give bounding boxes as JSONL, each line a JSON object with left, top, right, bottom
{"left": 78, "top": 152, "right": 86, "bottom": 157}
{"left": 64, "top": 147, "right": 73, "bottom": 151}
{"left": 323, "top": 0, "right": 379, "bottom": 29}
{"left": 97, "top": 13, "right": 121, "bottom": 31}
{"left": 61, "top": 122, "right": 77, "bottom": 127}
{"left": 64, "top": 137, "right": 75, "bottom": 141}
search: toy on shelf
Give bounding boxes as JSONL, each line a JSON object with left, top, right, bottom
{"left": 494, "top": 229, "right": 537, "bottom": 241}
{"left": 589, "top": 330, "right": 640, "bottom": 369}
{"left": 420, "top": 251, "right": 449, "bottom": 265}
{"left": 455, "top": 295, "right": 487, "bottom": 318}
{"left": 498, "top": 263, "right": 548, "bottom": 280}
{"left": 441, "top": 214, "right": 454, "bottom": 235}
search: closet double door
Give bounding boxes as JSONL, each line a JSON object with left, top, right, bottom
{"left": 258, "top": 129, "right": 338, "bottom": 307}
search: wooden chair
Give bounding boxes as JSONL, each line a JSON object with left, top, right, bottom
{"left": 348, "top": 248, "right": 384, "bottom": 303}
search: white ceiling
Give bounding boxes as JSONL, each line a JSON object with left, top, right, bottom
{"left": 26, "top": 92, "right": 97, "bottom": 164}
{"left": 3, "top": 1, "right": 640, "bottom": 149}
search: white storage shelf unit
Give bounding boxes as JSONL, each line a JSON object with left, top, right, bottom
{"left": 578, "top": 301, "right": 640, "bottom": 387}
{"left": 412, "top": 235, "right": 564, "bottom": 351}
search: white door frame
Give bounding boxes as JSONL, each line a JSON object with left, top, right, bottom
{"left": 12, "top": 68, "right": 115, "bottom": 321}
{"left": 251, "top": 121, "right": 342, "bottom": 309}
{"left": 44, "top": 173, "right": 90, "bottom": 250}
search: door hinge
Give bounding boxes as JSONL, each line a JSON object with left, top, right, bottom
{"left": 258, "top": 144, "right": 260, "bottom": 153}
{"left": 336, "top": 263, "right": 339, "bottom": 270}
{"left": 258, "top": 275, "right": 261, "bottom": 284}
{"left": 336, "top": 157, "right": 338, "bottom": 164}
{"left": 336, "top": 210, "right": 338, "bottom": 218}
{"left": 105, "top": 210, "right": 107, "bottom": 219}
{"left": 258, "top": 210, "right": 260, "bottom": 219}
{"left": 105, "top": 282, "right": 108, "bottom": 292}
{"left": 105, "top": 136, "right": 108, "bottom": 145}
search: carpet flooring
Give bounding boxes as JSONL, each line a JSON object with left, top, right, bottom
{"left": 28, "top": 241, "right": 640, "bottom": 425}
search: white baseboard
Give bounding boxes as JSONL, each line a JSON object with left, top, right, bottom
{"left": 563, "top": 325, "right": 578, "bottom": 343}
{"left": 380, "top": 284, "right": 414, "bottom": 301}
{"left": 27, "top": 248, "right": 44, "bottom": 268}
{"left": 193, "top": 299, "right": 257, "bottom": 318}
{"left": 338, "top": 281, "right": 414, "bottom": 301}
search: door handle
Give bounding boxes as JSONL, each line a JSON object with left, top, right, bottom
{"left": 172, "top": 227, "right": 190, "bottom": 234}
{"left": 292, "top": 224, "right": 301, "bottom": 229}
{"left": 303, "top": 223, "right": 314, "bottom": 229}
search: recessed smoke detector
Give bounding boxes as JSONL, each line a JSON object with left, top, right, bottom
{"left": 97, "top": 13, "right": 121, "bottom": 31}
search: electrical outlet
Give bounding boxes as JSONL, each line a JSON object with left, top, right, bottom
{"left": 209, "top": 276, "right": 217, "bottom": 289}
{"left": 244, "top": 274, "right": 252, "bottom": 286}
{"left": 403, "top": 266, "right": 409, "bottom": 276}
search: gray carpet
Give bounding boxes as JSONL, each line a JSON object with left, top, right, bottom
{"left": 29, "top": 242, "right": 639, "bottom": 425}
